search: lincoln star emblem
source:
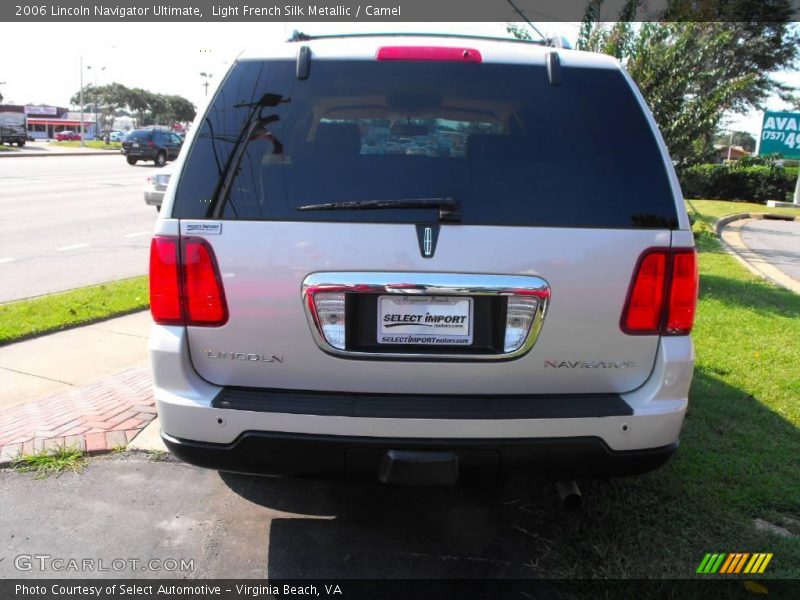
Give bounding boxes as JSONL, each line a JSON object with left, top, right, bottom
{"left": 416, "top": 224, "right": 439, "bottom": 259}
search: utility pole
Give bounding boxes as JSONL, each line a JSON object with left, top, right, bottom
{"left": 727, "top": 130, "right": 733, "bottom": 162}
{"left": 87, "top": 64, "right": 105, "bottom": 139}
{"left": 200, "top": 72, "right": 213, "bottom": 97}
{"left": 79, "top": 56, "right": 85, "bottom": 147}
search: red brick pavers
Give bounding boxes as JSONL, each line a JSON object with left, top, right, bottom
{"left": 0, "top": 364, "right": 155, "bottom": 464}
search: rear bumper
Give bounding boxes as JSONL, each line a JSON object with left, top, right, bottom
{"left": 122, "top": 148, "right": 157, "bottom": 159}
{"left": 162, "top": 430, "right": 678, "bottom": 482}
{"left": 150, "top": 321, "right": 693, "bottom": 480}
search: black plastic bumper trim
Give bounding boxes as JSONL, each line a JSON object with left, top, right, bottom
{"left": 211, "top": 388, "right": 633, "bottom": 419}
{"left": 162, "top": 431, "right": 678, "bottom": 482}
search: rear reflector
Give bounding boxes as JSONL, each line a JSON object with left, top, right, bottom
{"left": 621, "top": 247, "right": 698, "bottom": 336}
{"left": 665, "top": 249, "right": 698, "bottom": 335}
{"left": 148, "top": 236, "right": 228, "bottom": 327}
{"left": 376, "top": 46, "right": 482, "bottom": 62}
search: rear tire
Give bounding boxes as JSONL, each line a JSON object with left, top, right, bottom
{"left": 155, "top": 151, "right": 166, "bottom": 167}
{"left": 126, "top": 156, "right": 138, "bottom": 165}
{"left": 18, "top": 141, "right": 25, "bottom": 147}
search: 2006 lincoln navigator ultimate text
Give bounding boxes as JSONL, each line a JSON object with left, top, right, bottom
{"left": 148, "top": 34, "right": 697, "bottom": 486}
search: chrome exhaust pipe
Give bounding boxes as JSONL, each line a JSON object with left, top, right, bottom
{"left": 555, "top": 480, "right": 582, "bottom": 510}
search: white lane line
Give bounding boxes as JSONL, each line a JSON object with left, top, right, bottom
{"left": 56, "top": 243, "right": 90, "bottom": 252}
{"left": 124, "top": 231, "right": 151, "bottom": 238}
{"left": 0, "top": 258, "right": 15, "bottom": 264}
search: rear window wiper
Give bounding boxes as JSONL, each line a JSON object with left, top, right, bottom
{"left": 297, "top": 197, "right": 461, "bottom": 222}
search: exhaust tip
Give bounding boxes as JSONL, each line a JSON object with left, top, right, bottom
{"left": 555, "top": 480, "right": 582, "bottom": 511}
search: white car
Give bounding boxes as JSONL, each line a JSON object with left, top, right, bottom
{"left": 148, "top": 34, "right": 697, "bottom": 498}
{"left": 144, "top": 167, "right": 171, "bottom": 211}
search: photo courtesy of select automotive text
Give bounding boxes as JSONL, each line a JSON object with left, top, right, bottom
{"left": 1, "top": 0, "right": 799, "bottom": 598}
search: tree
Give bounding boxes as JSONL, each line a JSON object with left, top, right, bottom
{"left": 511, "top": 0, "right": 798, "bottom": 164}
{"left": 71, "top": 83, "right": 195, "bottom": 135}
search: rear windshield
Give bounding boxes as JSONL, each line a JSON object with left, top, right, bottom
{"left": 128, "top": 130, "right": 153, "bottom": 141}
{"left": 173, "top": 58, "right": 678, "bottom": 228}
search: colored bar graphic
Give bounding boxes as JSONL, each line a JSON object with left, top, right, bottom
{"left": 697, "top": 554, "right": 713, "bottom": 574}
{"left": 711, "top": 553, "right": 726, "bottom": 573}
{"left": 758, "top": 554, "right": 773, "bottom": 573}
{"left": 719, "top": 554, "right": 736, "bottom": 574}
{"left": 734, "top": 553, "right": 750, "bottom": 573}
{"left": 744, "top": 554, "right": 760, "bottom": 574}
{"left": 700, "top": 552, "right": 774, "bottom": 575}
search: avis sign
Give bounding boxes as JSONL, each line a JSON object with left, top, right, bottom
{"left": 759, "top": 111, "right": 800, "bottom": 158}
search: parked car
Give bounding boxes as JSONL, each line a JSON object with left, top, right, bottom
{"left": 144, "top": 167, "right": 172, "bottom": 211}
{"left": 109, "top": 130, "right": 127, "bottom": 142}
{"left": 121, "top": 128, "right": 183, "bottom": 166}
{"left": 149, "top": 35, "right": 697, "bottom": 493}
{"left": 55, "top": 130, "right": 81, "bottom": 141}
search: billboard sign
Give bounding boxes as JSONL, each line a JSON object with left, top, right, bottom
{"left": 24, "top": 105, "right": 58, "bottom": 115}
{"left": 759, "top": 111, "right": 800, "bottom": 158}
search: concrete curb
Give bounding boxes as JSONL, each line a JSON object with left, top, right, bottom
{"left": 714, "top": 213, "right": 800, "bottom": 294}
{"left": 712, "top": 212, "right": 800, "bottom": 236}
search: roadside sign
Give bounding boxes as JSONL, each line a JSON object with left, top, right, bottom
{"left": 759, "top": 110, "right": 800, "bottom": 158}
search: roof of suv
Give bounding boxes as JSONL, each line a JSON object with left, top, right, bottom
{"left": 237, "top": 34, "right": 619, "bottom": 70}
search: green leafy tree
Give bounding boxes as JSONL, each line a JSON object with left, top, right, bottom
{"left": 72, "top": 83, "right": 195, "bottom": 136}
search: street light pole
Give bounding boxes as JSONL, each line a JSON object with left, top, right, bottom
{"left": 727, "top": 130, "right": 733, "bottom": 162}
{"left": 79, "top": 56, "right": 85, "bottom": 147}
{"left": 87, "top": 65, "right": 105, "bottom": 139}
{"left": 200, "top": 72, "right": 213, "bottom": 97}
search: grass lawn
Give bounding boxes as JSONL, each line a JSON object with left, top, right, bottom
{"left": 48, "top": 140, "right": 122, "bottom": 150}
{"left": 491, "top": 200, "right": 799, "bottom": 585}
{"left": 0, "top": 277, "right": 148, "bottom": 345}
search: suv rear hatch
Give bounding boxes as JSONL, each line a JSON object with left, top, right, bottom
{"left": 161, "top": 45, "right": 688, "bottom": 396}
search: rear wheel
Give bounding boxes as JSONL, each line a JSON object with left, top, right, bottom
{"left": 155, "top": 151, "right": 167, "bottom": 167}
{"left": 126, "top": 156, "right": 138, "bottom": 165}
{"left": 17, "top": 141, "right": 25, "bottom": 147}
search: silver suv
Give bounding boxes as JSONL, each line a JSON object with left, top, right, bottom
{"left": 148, "top": 34, "right": 697, "bottom": 486}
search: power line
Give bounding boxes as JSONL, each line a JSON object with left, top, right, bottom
{"left": 505, "top": 0, "right": 546, "bottom": 41}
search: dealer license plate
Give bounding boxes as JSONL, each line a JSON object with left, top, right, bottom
{"left": 377, "top": 296, "right": 473, "bottom": 346}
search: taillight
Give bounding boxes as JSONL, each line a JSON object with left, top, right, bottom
{"left": 149, "top": 237, "right": 182, "bottom": 325}
{"left": 147, "top": 140, "right": 155, "bottom": 148}
{"left": 621, "top": 248, "right": 697, "bottom": 336}
{"left": 665, "top": 249, "right": 698, "bottom": 335}
{"left": 376, "top": 46, "right": 482, "bottom": 62}
{"left": 148, "top": 236, "right": 228, "bottom": 327}
{"left": 182, "top": 239, "right": 228, "bottom": 326}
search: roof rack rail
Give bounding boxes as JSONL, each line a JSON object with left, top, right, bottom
{"left": 285, "top": 31, "right": 548, "bottom": 46}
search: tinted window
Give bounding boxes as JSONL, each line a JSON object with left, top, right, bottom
{"left": 129, "top": 130, "right": 152, "bottom": 141}
{"left": 174, "top": 59, "right": 678, "bottom": 228}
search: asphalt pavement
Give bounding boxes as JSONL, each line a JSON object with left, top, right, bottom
{"left": 739, "top": 218, "right": 800, "bottom": 283}
{"left": 0, "top": 454, "right": 556, "bottom": 581}
{"left": 0, "top": 154, "right": 158, "bottom": 302}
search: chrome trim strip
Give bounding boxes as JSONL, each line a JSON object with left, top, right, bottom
{"left": 301, "top": 272, "right": 550, "bottom": 361}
